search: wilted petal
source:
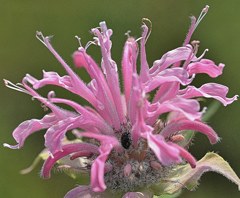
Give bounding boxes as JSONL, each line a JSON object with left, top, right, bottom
{"left": 179, "top": 83, "right": 238, "bottom": 106}
{"left": 187, "top": 59, "right": 224, "bottom": 77}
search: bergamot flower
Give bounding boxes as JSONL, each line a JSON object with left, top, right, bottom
{"left": 4, "top": 5, "right": 240, "bottom": 198}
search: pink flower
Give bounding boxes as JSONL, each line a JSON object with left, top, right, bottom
{"left": 4, "top": 5, "right": 239, "bottom": 198}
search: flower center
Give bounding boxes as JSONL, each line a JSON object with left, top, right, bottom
{"left": 104, "top": 123, "right": 170, "bottom": 192}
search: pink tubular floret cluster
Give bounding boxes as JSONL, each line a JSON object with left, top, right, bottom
{"left": 4, "top": 6, "right": 238, "bottom": 198}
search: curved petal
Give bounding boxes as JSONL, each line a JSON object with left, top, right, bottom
{"left": 44, "top": 117, "right": 79, "bottom": 154}
{"left": 4, "top": 113, "right": 60, "bottom": 149}
{"left": 41, "top": 143, "right": 99, "bottom": 178}
{"left": 122, "top": 191, "right": 153, "bottom": 198}
{"left": 153, "top": 82, "right": 180, "bottom": 103}
{"left": 91, "top": 144, "right": 113, "bottom": 192}
{"left": 187, "top": 59, "right": 224, "bottom": 77}
{"left": 161, "top": 119, "right": 220, "bottom": 144}
{"left": 139, "top": 23, "right": 150, "bottom": 82}
{"left": 179, "top": 83, "right": 238, "bottom": 106}
{"left": 78, "top": 132, "right": 121, "bottom": 192}
{"left": 25, "top": 71, "right": 99, "bottom": 109}
{"left": 122, "top": 37, "right": 138, "bottom": 104}
{"left": 146, "top": 98, "right": 202, "bottom": 125}
{"left": 145, "top": 68, "right": 193, "bottom": 93}
{"left": 149, "top": 45, "right": 196, "bottom": 75}
{"left": 169, "top": 143, "right": 197, "bottom": 168}
{"left": 145, "top": 133, "right": 181, "bottom": 166}
{"left": 64, "top": 185, "right": 112, "bottom": 198}
{"left": 92, "top": 22, "right": 124, "bottom": 126}
{"left": 73, "top": 48, "right": 120, "bottom": 127}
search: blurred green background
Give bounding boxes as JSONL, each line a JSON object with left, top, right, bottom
{"left": 0, "top": 0, "right": 239, "bottom": 197}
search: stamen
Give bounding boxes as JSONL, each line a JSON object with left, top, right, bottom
{"left": 135, "top": 36, "right": 143, "bottom": 43}
{"left": 85, "top": 40, "right": 97, "bottom": 50}
{"left": 36, "top": 31, "right": 48, "bottom": 47}
{"left": 191, "top": 40, "right": 200, "bottom": 55}
{"left": 3, "top": 79, "right": 30, "bottom": 94}
{"left": 125, "top": 30, "right": 131, "bottom": 38}
{"left": 75, "top": 35, "right": 83, "bottom": 49}
{"left": 194, "top": 5, "right": 209, "bottom": 30}
{"left": 194, "top": 48, "right": 209, "bottom": 62}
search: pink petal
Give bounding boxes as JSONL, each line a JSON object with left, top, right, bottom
{"left": 169, "top": 143, "right": 197, "bottom": 168}
{"left": 44, "top": 116, "right": 80, "bottom": 154}
{"left": 139, "top": 23, "right": 150, "bottom": 82}
{"left": 147, "top": 98, "right": 202, "bottom": 125}
{"left": 145, "top": 68, "right": 193, "bottom": 93}
{"left": 91, "top": 144, "right": 113, "bottom": 192}
{"left": 25, "top": 71, "right": 99, "bottom": 110}
{"left": 122, "top": 37, "right": 138, "bottom": 104}
{"left": 35, "top": 33, "right": 104, "bottom": 111}
{"left": 145, "top": 133, "right": 181, "bottom": 166}
{"left": 153, "top": 82, "right": 180, "bottom": 103}
{"left": 149, "top": 45, "right": 196, "bottom": 75}
{"left": 122, "top": 191, "right": 153, "bottom": 198}
{"left": 3, "top": 113, "right": 60, "bottom": 149}
{"left": 73, "top": 48, "right": 120, "bottom": 127}
{"left": 182, "top": 16, "right": 197, "bottom": 47}
{"left": 128, "top": 74, "right": 152, "bottom": 144}
{"left": 187, "top": 59, "right": 224, "bottom": 77}
{"left": 41, "top": 143, "right": 99, "bottom": 178}
{"left": 79, "top": 132, "right": 121, "bottom": 192}
{"left": 64, "top": 186, "right": 93, "bottom": 198}
{"left": 179, "top": 83, "right": 238, "bottom": 106}
{"left": 128, "top": 74, "right": 144, "bottom": 124}
{"left": 49, "top": 97, "right": 113, "bottom": 134}
{"left": 161, "top": 119, "right": 220, "bottom": 144}
{"left": 44, "top": 116, "right": 105, "bottom": 154}
{"left": 92, "top": 22, "right": 124, "bottom": 127}
{"left": 64, "top": 185, "right": 110, "bottom": 198}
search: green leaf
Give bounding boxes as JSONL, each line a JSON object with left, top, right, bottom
{"left": 151, "top": 152, "right": 240, "bottom": 196}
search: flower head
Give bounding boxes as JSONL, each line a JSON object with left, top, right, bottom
{"left": 4, "top": 5, "right": 240, "bottom": 198}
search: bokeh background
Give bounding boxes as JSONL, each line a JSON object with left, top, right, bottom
{"left": 0, "top": 0, "right": 239, "bottom": 197}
